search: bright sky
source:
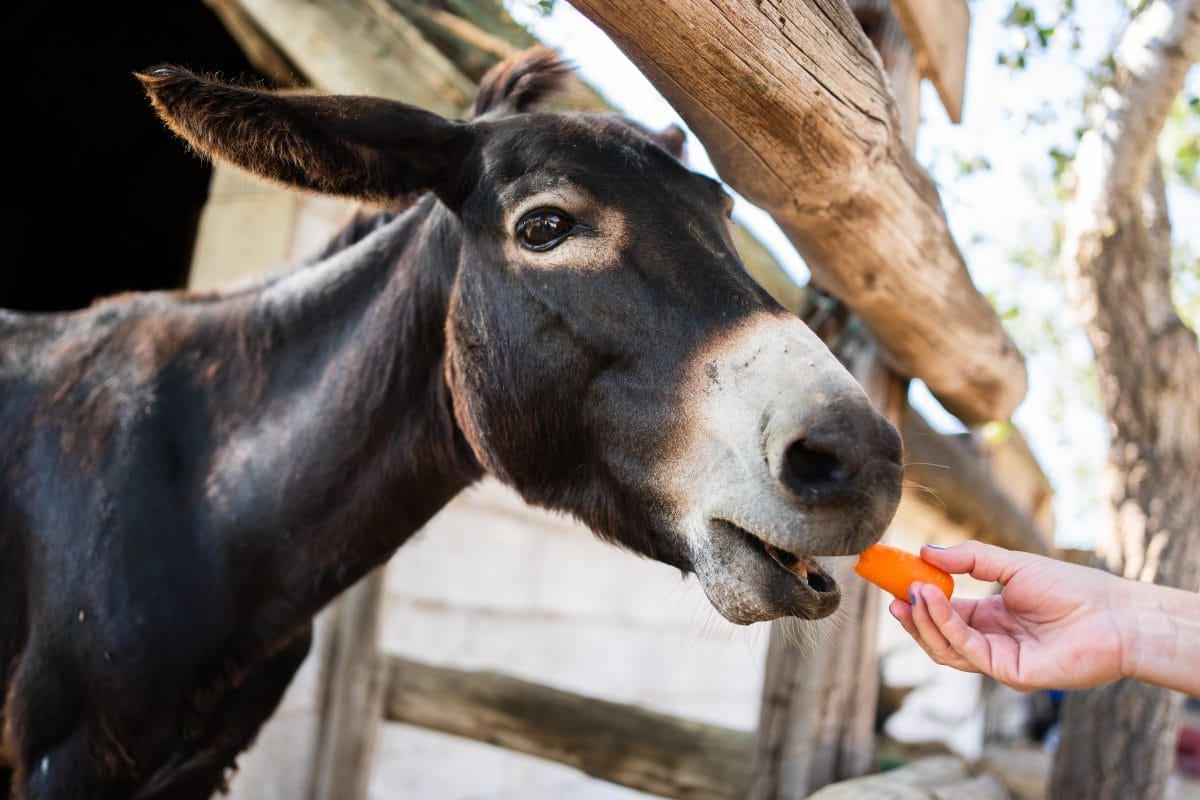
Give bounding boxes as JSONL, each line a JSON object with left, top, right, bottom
{"left": 505, "top": 0, "right": 1198, "bottom": 550}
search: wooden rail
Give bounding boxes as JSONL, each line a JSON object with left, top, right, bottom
{"left": 383, "top": 653, "right": 753, "bottom": 800}
{"left": 382, "top": 654, "right": 1020, "bottom": 800}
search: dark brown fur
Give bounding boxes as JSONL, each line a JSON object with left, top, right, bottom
{"left": 0, "top": 47, "right": 903, "bottom": 799}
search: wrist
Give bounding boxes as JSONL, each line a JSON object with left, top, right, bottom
{"left": 1119, "top": 580, "right": 1200, "bottom": 694}
{"left": 1114, "top": 578, "right": 1152, "bottom": 681}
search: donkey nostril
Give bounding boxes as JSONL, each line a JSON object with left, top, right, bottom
{"left": 785, "top": 439, "right": 850, "bottom": 487}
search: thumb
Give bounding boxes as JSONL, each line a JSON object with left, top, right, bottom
{"left": 919, "top": 540, "right": 1042, "bottom": 585}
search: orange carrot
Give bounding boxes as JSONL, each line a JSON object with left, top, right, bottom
{"left": 854, "top": 543, "right": 953, "bottom": 601}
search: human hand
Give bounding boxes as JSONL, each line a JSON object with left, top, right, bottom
{"left": 888, "top": 541, "right": 1132, "bottom": 691}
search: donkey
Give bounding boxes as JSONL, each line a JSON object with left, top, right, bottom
{"left": 0, "top": 47, "right": 903, "bottom": 798}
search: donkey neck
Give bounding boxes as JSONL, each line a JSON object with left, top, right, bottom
{"left": 206, "top": 197, "right": 481, "bottom": 608}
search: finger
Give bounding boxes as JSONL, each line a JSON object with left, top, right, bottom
{"left": 889, "top": 595, "right": 952, "bottom": 666}
{"left": 909, "top": 582, "right": 952, "bottom": 652}
{"left": 909, "top": 583, "right": 975, "bottom": 671}
{"left": 889, "top": 597, "right": 914, "bottom": 629}
{"left": 919, "top": 583, "right": 1020, "bottom": 683}
{"left": 892, "top": 592, "right": 977, "bottom": 673}
{"left": 899, "top": 588, "right": 980, "bottom": 630}
{"left": 920, "top": 540, "right": 1042, "bottom": 585}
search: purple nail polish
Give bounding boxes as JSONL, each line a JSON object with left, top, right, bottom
{"left": 908, "top": 587, "right": 917, "bottom": 605}
{"left": 926, "top": 544, "right": 947, "bottom": 550}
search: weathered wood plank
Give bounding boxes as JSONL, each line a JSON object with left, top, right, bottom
{"left": 309, "top": 570, "right": 388, "bottom": 800}
{"left": 902, "top": 411, "right": 1054, "bottom": 556}
{"left": 747, "top": 586, "right": 883, "bottom": 799}
{"left": 890, "top": 0, "right": 969, "bottom": 122}
{"left": 851, "top": 0, "right": 922, "bottom": 147}
{"left": 567, "top": 0, "right": 1026, "bottom": 424}
{"left": 203, "top": 0, "right": 301, "bottom": 87}
{"left": 382, "top": 654, "right": 754, "bottom": 800}
{"left": 227, "top": 0, "right": 475, "bottom": 114}
{"left": 389, "top": 0, "right": 519, "bottom": 81}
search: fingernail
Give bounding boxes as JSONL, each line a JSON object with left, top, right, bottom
{"left": 926, "top": 544, "right": 947, "bottom": 550}
{"left": 908, "top": 586, "right": 917, "bottom": 605}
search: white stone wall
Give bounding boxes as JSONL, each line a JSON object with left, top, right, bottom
{"left": 370, "top": 479, "right": 771, "bottom": 799}
{"left": 226, "top": 478, "right": 772, "bottom": 800}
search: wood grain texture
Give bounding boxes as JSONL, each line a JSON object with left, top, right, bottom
{"left": 383, "top": 654, "right": 754, "bottom": 799}
{"left": 309, "top": 570, "right": 388, "bottom": 800}
{"left": 850, "top": 0, "right": 921, "bottom": 146}
{"left": 902, "top": 411, "right": 1053, "bottom": 556}
{"left": 228, "top": 0, "right": 475, "bottom": 114}
{"left": 568, "top": 0, "right": 1026, "bottom": 424}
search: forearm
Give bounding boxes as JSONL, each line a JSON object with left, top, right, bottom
{"left": 1121, "top": 580, "right": 1200, "bottom": 695}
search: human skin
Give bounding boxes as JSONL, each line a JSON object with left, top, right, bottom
{"left": 889, "top": 540, "right": 1200, "bottom": 695}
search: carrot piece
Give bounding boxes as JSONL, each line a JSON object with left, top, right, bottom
{"left": 854, "top": 543, "right": 953, "bottom": 601}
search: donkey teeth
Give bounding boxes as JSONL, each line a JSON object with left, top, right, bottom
{"left": 788, "top": 559, "right": 811, "bottom": 581}
{"left": 764, "top": 542, "right": 810, "bottom": 581}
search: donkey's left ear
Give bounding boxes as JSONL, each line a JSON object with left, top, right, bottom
{"left": 137, "top": 67, "right": 479, "bottom": 209}
{"left": 653, "top": 124, "right": 688, "bottom": 163}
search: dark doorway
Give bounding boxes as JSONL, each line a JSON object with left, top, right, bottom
{"left": 1, "top": 2, "right": 258, "bottom": 311}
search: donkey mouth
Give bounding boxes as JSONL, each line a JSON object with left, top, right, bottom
{"left": 761, "top": 541, "right": 838, "bottom": 594}
{"left": 696, "top": 520, "right": 845, "bottom": 622}
{"left": 720, "top": 520, "right": 840, "bottom": 596}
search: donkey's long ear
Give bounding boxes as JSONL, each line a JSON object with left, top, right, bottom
{"left": 137, "top": 67, "right": 477, "bottom": 208}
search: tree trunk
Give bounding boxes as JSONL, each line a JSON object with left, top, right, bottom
{"left": 1050, "top": 2, "right": 1200, "bottom": 798}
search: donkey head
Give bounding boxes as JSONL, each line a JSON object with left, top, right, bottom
{"left": 139, "top": 48, "right": 903, "bottom": 624}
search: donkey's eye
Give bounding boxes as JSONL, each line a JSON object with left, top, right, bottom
{"left": 516, "top": 209, "right": 575, "bottom": 251}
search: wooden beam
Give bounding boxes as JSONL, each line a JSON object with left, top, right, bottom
{"left": 889, "top": 0, "right": 969, "bottom": 123}
{"left": 850, "top": 0, "right": 921, "bottom": 147}
{"left": 748, "top": 584, "right": 883, "bottom": 798}
{"left": 309, "top": 570, "right": 388, "bottom": 800}
{"left": 383, "top": 657, "right": 1005, "bottom": 800}
{"left": 389, "top": 0, "right": 519, "bottom": 82}
{"left": 567, "top": 0, "right": 1025, "bottom": 425}
{"left": 902, "top": 411, "right": 1054, "bottom": 556}
{"left": 203, "top": 0, "right": 302, "bottom": 87}
{"left": 224, "top": 0, "right": 475, "bottom": 114}
{"left": 382, "top": 654, "right": 753, "bottom": 800}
